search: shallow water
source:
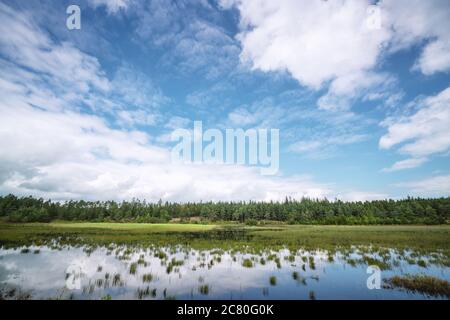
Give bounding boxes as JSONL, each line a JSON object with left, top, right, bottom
{"left": 0, "top": 243, "right": 448, "bottom": 300}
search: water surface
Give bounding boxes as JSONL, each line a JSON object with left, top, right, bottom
{"left": 0, "top": 242, "right": 448, "bottom": 300}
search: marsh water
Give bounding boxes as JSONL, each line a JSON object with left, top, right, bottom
{"left": 0, "top": 242, "right": 448, "bottom": 300}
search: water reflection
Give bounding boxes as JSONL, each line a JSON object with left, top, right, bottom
{"left": 0, "top": 243, "right": 448, "bottom": 300}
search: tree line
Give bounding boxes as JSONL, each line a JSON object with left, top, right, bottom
{"left": 0, "top": 194, "right": 449, "bottom": 225}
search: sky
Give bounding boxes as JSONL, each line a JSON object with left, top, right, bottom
{"left": 0, "top": 0, "right": 449, "bottom": 202}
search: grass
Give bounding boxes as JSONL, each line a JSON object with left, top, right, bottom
{"left": 166, "top": 258, "right": 184, "bottom": 273}
{"left": 46, "top": 221, "right": 217, "bottom": 231}
{"left": 142, "top": 274, "right": 153, "bottom": 283}
{"left": 384, "top": 275, "right": 450, "bottom": 298}
{"left": 199, "top": 285, "right": 209, "bottom": 295}
{"left": 250, "top": 225, "right": 450, "bottom": 250}
{"left": 129, "top": 263, "right": 137, "bottom": 275}
{"left": 0, "top": 223, "right": 449, "bottom": 255}
{"left": 242, "top": 259, "right": 254, "bottom": 268}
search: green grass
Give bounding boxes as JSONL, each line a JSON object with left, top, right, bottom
{"left": 0, "top": 222, "right": 218, "bottom": 247}
{"left": 249, "top": 225, "right": 450, "bottom": 249}
{"left": 198, "top": 285, "right": 209, "bottom": 295}
{"left": 242, "top": 259, "right": 254, "bottom": 268}
{"left": 142, "top": 274, "right": 153, "bottom": 283}
{"left": 129, "top": 263, "right": 137, "bottom": 275}
{"left": 0, "top": 223, "right": 449, "bottom": 255}
{"left": 46, "top": 222, "right": 217, "bottom": 232}
{"left": 384, "top": 275, "right": 450, "bottom": 298}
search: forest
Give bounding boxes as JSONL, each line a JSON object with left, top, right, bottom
{"left": 0, "top": 194, "right": 449, "bottom": 225}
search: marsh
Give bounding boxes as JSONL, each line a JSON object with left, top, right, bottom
{"left": 0, "top": 223, "right": 448, "bottom": 300}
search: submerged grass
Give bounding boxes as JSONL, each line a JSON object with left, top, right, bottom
{"left": 142, "top": 274, "right": 153, "bottom": 283}
{"left": 129, "top": 263, "right": 137, "bottom": 275}
{"left": 199, "top": 284, "right": 209, "bottom": 295}
{"left": 242, "top": 259, "right": 254, "bottom": 268}
{"left": 0, "top": 223, "right": 449, "bottom": 258}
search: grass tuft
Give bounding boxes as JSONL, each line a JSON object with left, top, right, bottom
{"left": 384, "top": 275, "right": 450, "bottom": 298}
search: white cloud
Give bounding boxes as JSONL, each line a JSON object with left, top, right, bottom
{"left": 0, "top": 101, "right": 335, "bottom": 201}
{"left": 414, "top": 40, "right": 450, "bottom": 76}
{"left": 337, "top": 191, "right": 389, "bottom": 202}
{"left": 224, "top": 90, "right": 373, "bottom": 159}
{"left": 0, "top": 3, "right": 109, "bottom": 94}
{"left": 116, "top": 110, "right": 158, "bottom": 127}
{"left": 222, "top": 0, "right": 450, "bottom": 108}
{"left": 221, "top": 0, "right": 392, "bottom": 109}
{"left": 227, "top": 100, "right": 285, "bottom": 128}
{"left": 88, "top": 0, "right": 132, "bottom": 14}
{"left": 380, "top": 87, "right": 450, "bottom": 159}
{"left": 317, "top": 72, "right": 396, "bottom": 111}
{"left": 4, "top": 2, "right": 438, "bottom": 202}
{"left": 0, "top": 3, "right": 167, "bottom": 126}
{"left": 136, "top": 1, "right": 240, "bottom": 79}
{"left": 0, "top": 2, "right": 342, "bottom": 202}
{"left": 288, "top": 134, "right": 368, "bottom": 159}
{"left": 111, "top": 66, "right": 170, "bottom": 111}
{"left": 228, "top": 108, "right": 259, "bottom": 127}
{"left": 0, "top": 61, "right": 338, "bottom": 202}
{"left": 395, "top": 175, "right": 450, "bottom": 198}
{"left": 381, "top": 0, "right": 450, "bottom": 75}
{"left": 226, "top": 0, "right": 388, "bottom": 89}
{"left": 382, "top": 158, "right": 428, "bottom": 173}
{"left": 165, "top": 116, "right": 191, "bottom": 130}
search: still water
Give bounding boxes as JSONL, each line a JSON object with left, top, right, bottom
{"left": 0, "top": 243, "right": 448, "bottom": 300}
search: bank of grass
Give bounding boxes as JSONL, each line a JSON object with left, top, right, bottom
{"left": 249, "top": 225, "right": 450, "bottom": 250}
{"left": 0, "top": 222, "right": 449, "bottom": 254}
{"left": 0, "top": 222, "right": 219, "bottom": 247}
{"left": 47, "top": 221, "right": 217, "bottom": 232}
{"left": 384, "top": 274, "right": 450, "bottom": 298}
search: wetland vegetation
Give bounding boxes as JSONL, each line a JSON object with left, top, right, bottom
{"left": 0, "top": 222, "right": 449, "bottom": 300}
{"left": 1, "top": 195, "right": 449, "bottom": 300}
{"left": 383, "top": 275, "right": 450, "bottom": 298}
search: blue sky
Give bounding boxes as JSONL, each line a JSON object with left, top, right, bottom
{"left": 0, "top": 0, "right": 449, "bottom": 202}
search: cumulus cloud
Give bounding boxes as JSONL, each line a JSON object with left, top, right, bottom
{"left": 380, "top": 87, "right": 450, "bottom": 158}
{"left": 88, "top": 0, "right": 132, "bottom": 14}
{"left": 317, "top": 72, "right": 396, "bottom": 111}
{"left": 381, "top": 0, "right": 450, "bottom": 75}
{"left": 414, "top": 40, "right": 450, "bottom": 76}
{"left": 0, "top": 100, "right": 334, "bottom": 202}
{"left": 395, "top": 175, "right": 450, "bottom": 198}
{"left": 221, "top": 0, "right": 450, "bottom": 109}
{"left": 0, "top": 2, "right": 342, "bottom": 202}
{"left": 225, "top": 0, "right": 388, "bottom": 88}
{"left": 4, "top": 1, "right": 442, "bottom": 202}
